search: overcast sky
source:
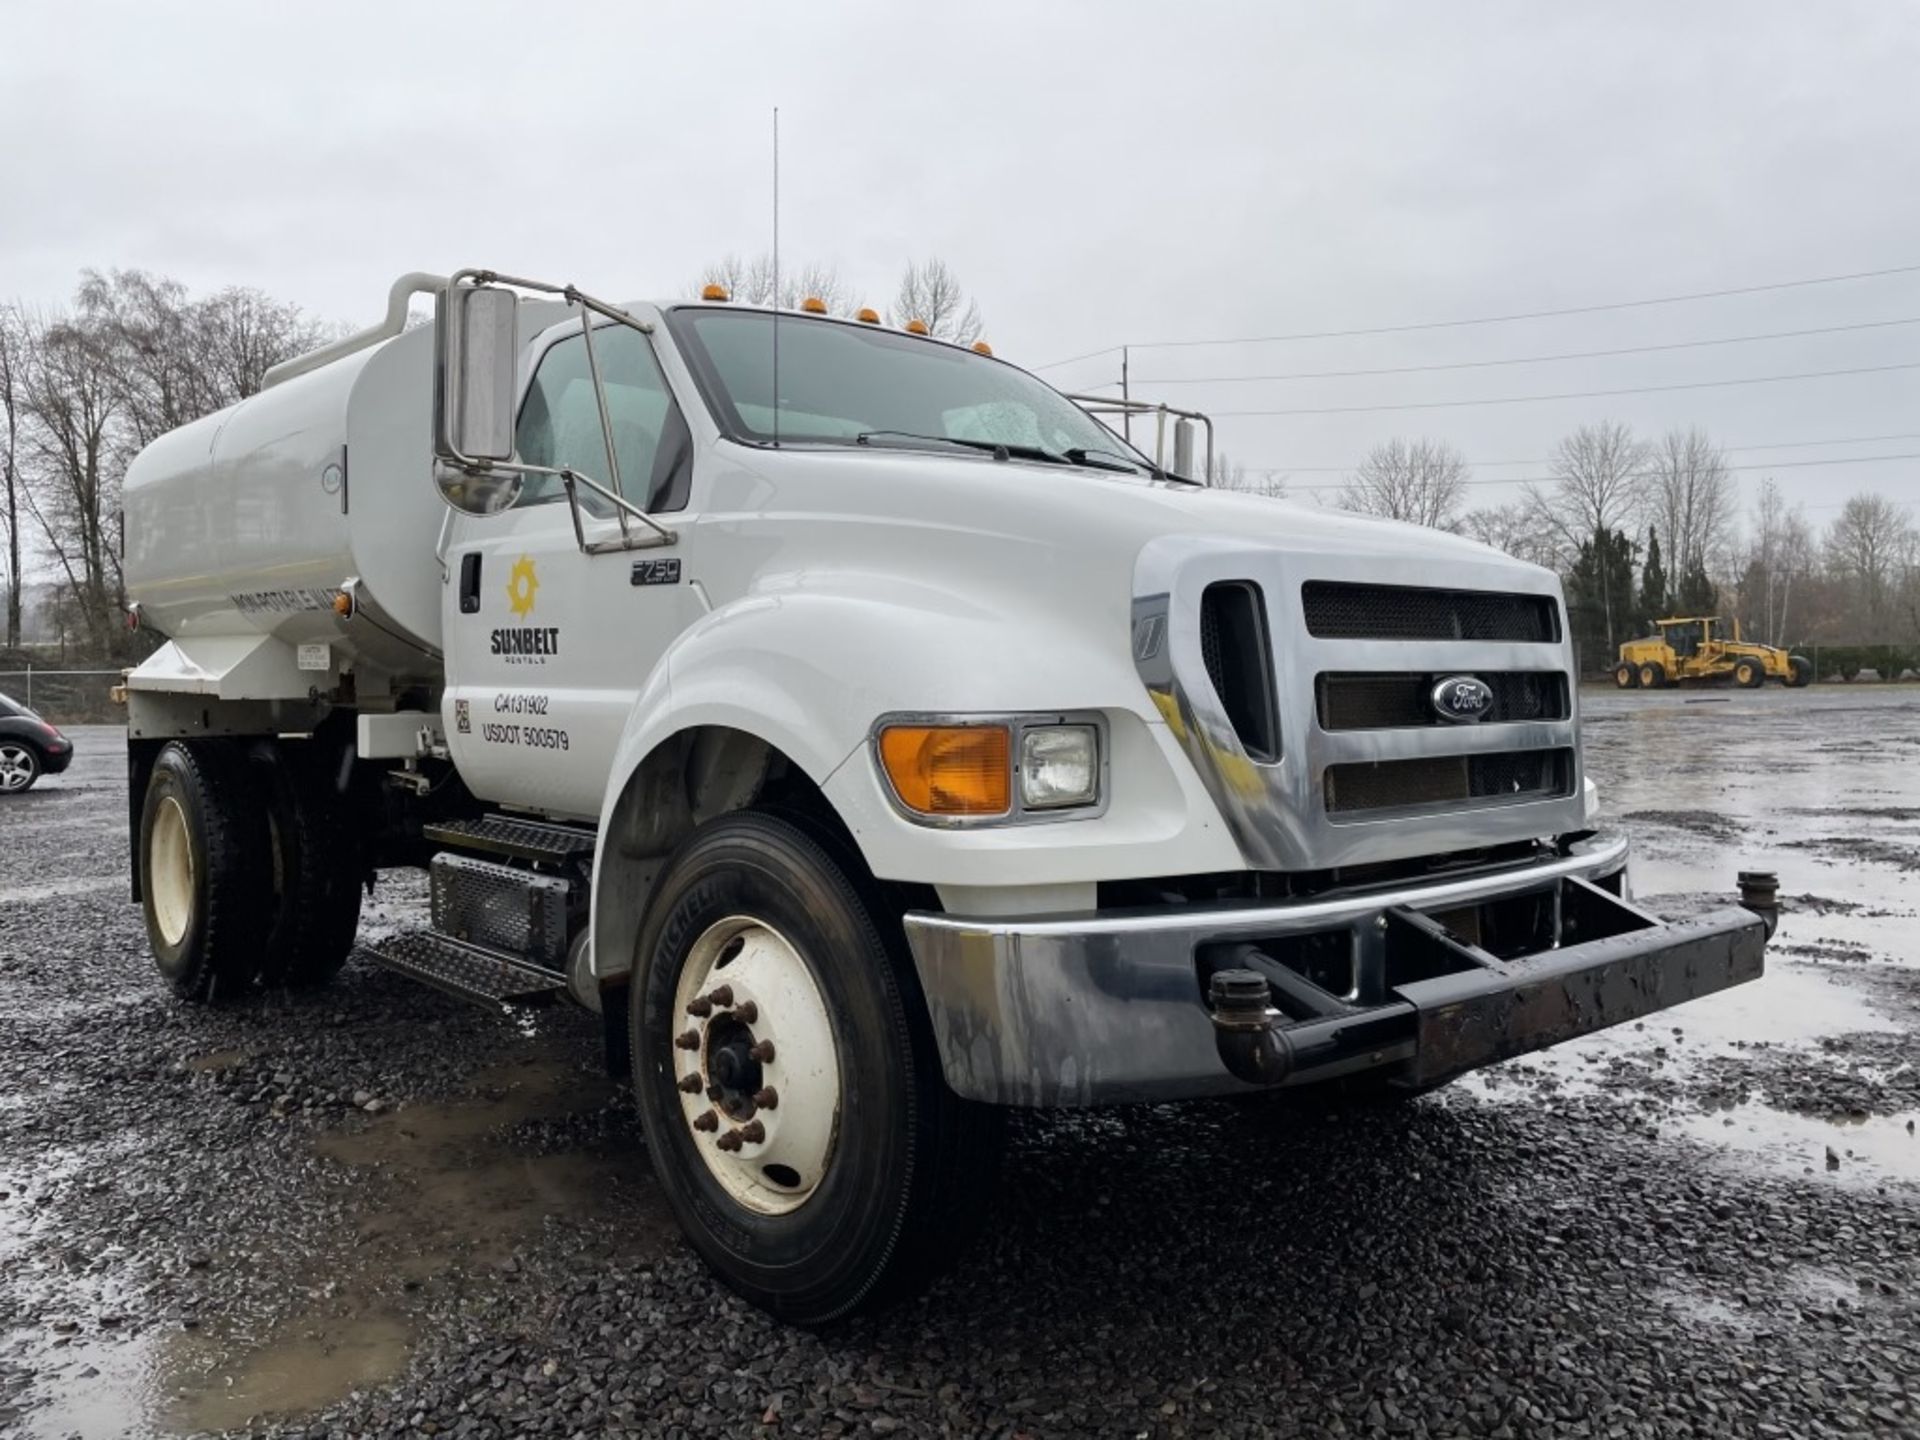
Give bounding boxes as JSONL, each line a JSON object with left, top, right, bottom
{"left": 4, "top": 1, "right": 1916, "bottom": 521}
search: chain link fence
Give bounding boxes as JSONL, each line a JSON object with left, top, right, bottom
{"left": 0, "top": 667, "right": 125, "bottom": 725}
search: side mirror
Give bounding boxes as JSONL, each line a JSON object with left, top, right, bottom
{"left": 432, "top": 283, "right": 522, "bottom": 514}
{"left": 1172, "top": 418, "right": 1196, "bottom": 480}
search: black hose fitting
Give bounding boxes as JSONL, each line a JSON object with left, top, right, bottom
{"left": 1208, "top": 968, "right": 1295, "bottom": 1086}
{"left": 1737, "top": 870, "right": 1781, "bottom": 940}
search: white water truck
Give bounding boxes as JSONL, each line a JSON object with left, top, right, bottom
{"left": 119, "top": 269, "right": 1778, "bottom": 1322}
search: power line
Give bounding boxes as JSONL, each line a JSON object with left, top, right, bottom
{"left": 1271, "top": 450, "right": 1920, "bottom": 492}
{"left": 1030, "top": 260, "right": 1920, "bottom": 370}
{"left": 1235, "top": 431, "right": 1920, "bottom": 473}
{"left": 1210, "top": 359, "right": 1920, "bottom": 418}
{"left": 1124, "top": 317, "right": 1920, "bottom": 386}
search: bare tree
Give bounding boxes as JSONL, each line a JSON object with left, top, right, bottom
{"left": 1645, "top": 427, "right": 1736, "bottom": 577}
{"left": 1824, "top": 492, "right": 1916, "bottom": 637}
{"left": 17, "top": 311, "right": 123, "bottom": 651}
{"left": 1739, "top": 478, "right": 1815, "bottom": 645}
{"left": 0, "top": 306, "right": 24, "bottom": 649}
{"left": 1462, "top": 502, "right": 1563, "bottom": 571}
{"left": 694, "top": 254, "right": 854, "bottom": 314}
{"left": 894, "top": 259, "right": 983, "bottom": 344}
{"left": 1339, "top": 438, "right": 1468, "bottom": 529}
{"left": 1207, "top": 452, "right": 1285, "bottom": 496}
{"left": 1521, "top": 421, "right": 1649, "bottom": 651}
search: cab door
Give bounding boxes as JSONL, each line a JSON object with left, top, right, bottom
{"left": 442, "top": 320, "right": 700, "bottom": 820}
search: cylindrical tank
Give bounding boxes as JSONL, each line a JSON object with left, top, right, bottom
{"left": 123, "top": 322, "right": 447, "bottom": 679}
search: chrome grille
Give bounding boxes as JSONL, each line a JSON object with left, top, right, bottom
{"left": 1323, "top": 748, "right": 1574, "bottom": 817}
{"left": 1316, "top": 672, "right": 1570, "bottom": 730}
{"left": 1301, "top": 581, "right": 1560, "bottom": 643}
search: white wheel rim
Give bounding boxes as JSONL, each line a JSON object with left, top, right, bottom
{"left": 150, "top": 795, "right": 195, "bottom": 947}
{"left": 671, "top": 916, "right": 840, "bottom": 1216}
{"left": 0, "top": 744, "right": 33, "bottom": 792}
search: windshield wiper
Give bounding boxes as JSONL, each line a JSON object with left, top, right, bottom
{"left": 1063, "top": 446, "right": 1198, "bottom": 484}
{"left": 855, "top": 431, "right": 1071, "bottom": 465}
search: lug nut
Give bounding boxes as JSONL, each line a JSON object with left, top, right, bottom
{"left": 716, "top": 1128, "right": 744, "bottom": 1152}
{"left": 673, "top": 1030, "right": 701, "bottom": 1051}
{"left": 748, "top": 1040, "right": 775, "bottom": 1063}
{"left": 707, "top": 985, "right": 734, "bottom": 1008}
{"left": 676, "top": 1073, "right": 703, "bottom": 1094}
{"left": 686, "top": 997, "right": 713, "bottom": 1018}
{"left": 707, "top": 1084, "right": 724, "bottom": 1103}
{"left": 751, "top": 1087, "right": 778, "bottom": 1110}
{"left": 739, "top": 1120, "right": 766, "bottom": 1144}
{"left": 691, "top": 1109, "right": 719, "bottom": 1132}
{"left": 734, "top": 1000, "right": 758, "bottom": 1024}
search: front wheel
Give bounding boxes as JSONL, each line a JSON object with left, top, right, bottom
{"left": 0, "top": 742, "right": 41, "bottom": 794}
{"left": 629, "top": 811, "right": 1002, "bottom": 1324}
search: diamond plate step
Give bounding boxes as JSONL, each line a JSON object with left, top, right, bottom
{"left": 422, "top": 815, "right": 597, "bottom": 866}
{"left": 364, "top": 931, "right": 566, "bottom": 1007}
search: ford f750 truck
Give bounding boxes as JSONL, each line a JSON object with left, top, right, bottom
{"left": 119, "top": 269, "right": 1776, "bottom": 1323}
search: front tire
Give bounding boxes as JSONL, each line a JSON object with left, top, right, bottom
{"left": 139, "top": 741, "right": 270, "bottom": 1002}
{"left": 0, "top": 742, "right": 41, "bottom": 794}
{"left": 629, "top": 811, "right": 1002, "bottom": 1324}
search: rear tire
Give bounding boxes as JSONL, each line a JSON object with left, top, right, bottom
{"left": 1638, "top": 663, "right": 1663, "bottom": 689}
{"left": 629, "top": 810, "right": 1002, "bottom": 1325}
{"left": 249, "top": 742, "right": 364, "bottom": 989}
{"left": 1734, "top": 658, "right": 1763, "bottom": 689}
{"left": 0, "top": 741, "right": 41, "bottom": 794}
{"left": 1613, "top": 663, "right": 1638, "bottom": 689}
{"left": 1785, "top": 655, "right": 1813, "bottom": 688}
{"left": 139, "top": 741, "right": 270, "bottom": 1003}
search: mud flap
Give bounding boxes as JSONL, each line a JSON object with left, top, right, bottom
{"left": 1394, "top": 902, "right": 1767, "bottom": 1088}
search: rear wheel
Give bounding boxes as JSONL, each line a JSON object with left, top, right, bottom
{"left": 1734, "top": 658, "right": 1763, "bottom": 689}
{"left": 1785, "top": 655, "right": 1813, "bottom": 688}
{"left": 140, "top": 741, "right": 270, "bottom": 1002}
{"left": 249, "top": 742, "right": 364, "bottom": 988}
{"left": 629, "top": 810, "right": 1002, "bottom": 1325}
{"left": 0, "top": 742, "right": 40, "bottom": 794}
{"left": 1638, "top": 663, "right": 1664, "bottom": 689}
{"left": 1613, "top": 663, "right": 1638, "bottom": 689}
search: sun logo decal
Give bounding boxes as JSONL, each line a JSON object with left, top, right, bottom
{"left": 506, "top": 556, "right": 540, "bottom": 619}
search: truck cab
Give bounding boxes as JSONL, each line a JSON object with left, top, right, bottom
{"left": 119, "top": 270, "right": 1776, "bottom": 1323}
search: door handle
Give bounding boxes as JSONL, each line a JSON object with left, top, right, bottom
{"left": 459, "top": 552, "right": 482, "bottom": 614}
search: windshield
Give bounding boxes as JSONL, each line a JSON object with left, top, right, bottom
{"left": 666, "top": 308, "right": 1154, "bottom": 471}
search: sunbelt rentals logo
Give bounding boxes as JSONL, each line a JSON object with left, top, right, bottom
{"left": 492, "top": 555, "right": 560, "bottom": 662}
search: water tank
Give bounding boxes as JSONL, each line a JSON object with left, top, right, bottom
{"left": 123, "top": 323, "right": 446, "bottom": 681}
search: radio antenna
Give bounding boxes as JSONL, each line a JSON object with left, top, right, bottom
{"left": 771, "top": 106, "right": 781, "bottom": 449}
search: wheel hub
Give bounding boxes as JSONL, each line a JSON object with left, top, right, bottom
{"left": 0, "top": 745, "right": 33, "bottom": 792}
{"left": 670, "top": 916, "right": 839, "bottom": 1216}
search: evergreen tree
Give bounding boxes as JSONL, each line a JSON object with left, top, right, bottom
{"left": 1675, "top": 558, "right": 1717, "bottom": 615}
{"left": 1565, "top": 524, "right": 1638, "bottom": 672}
{"left": 1637, "top": 526, "right": 1668, "bottom": 631}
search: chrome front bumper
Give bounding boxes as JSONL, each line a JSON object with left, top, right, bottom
{"left": 903, "top": 832, "right": 1769, "bottom": 1106}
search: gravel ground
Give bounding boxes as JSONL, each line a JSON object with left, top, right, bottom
{"left": 2, "top": 688, "right": 1918, "bottom": 1438}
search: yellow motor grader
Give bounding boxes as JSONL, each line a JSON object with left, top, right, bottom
{"left": 1616, "top": 617, "right": 1812, "bottom": 689}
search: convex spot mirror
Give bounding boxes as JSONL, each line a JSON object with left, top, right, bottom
{"left": 432, "top": 283, "right": 522, "bottom": 515}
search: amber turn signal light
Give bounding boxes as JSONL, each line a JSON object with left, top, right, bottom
{"left": 878, "top": 724, "right": 1011, "bottom": 817}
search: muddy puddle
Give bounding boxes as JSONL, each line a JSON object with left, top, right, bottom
{"left": 6, "top": 1057, "right": 659, "bottom": 1438}
{"left": 1668, "top": 1101, "right": 1920, "bottom": 1190}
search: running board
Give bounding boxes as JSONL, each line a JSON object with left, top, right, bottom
{"left": 364, "top": 931, "right": 567, "bottom": 1007}
{"left": 422, "top": 815, "right": 597, "bottom": 867}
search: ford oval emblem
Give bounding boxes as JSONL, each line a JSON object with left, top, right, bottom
{"left": 1431, "top": 675, "right": 1494, "bottom": 723}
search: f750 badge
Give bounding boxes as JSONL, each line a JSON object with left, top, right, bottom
{"left": 631, "top": 558, "right": 682, "bottom": 587}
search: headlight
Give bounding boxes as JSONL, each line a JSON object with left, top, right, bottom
{"left": 874, "top": 714, "right": 1104, "bottom": 824}
{"left": 1019, "top": 724, "right": 1099, "bottom": 809}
